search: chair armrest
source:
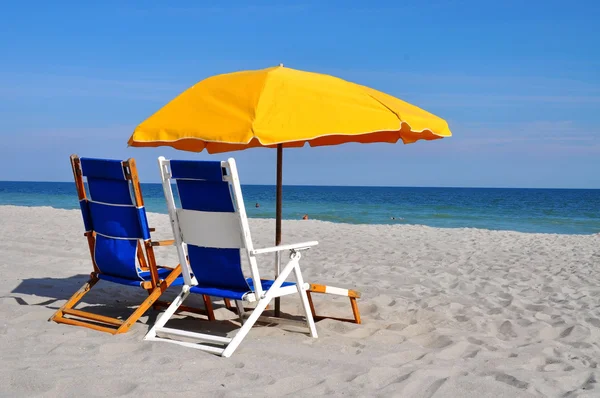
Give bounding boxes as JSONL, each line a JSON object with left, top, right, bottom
{"left": 151, "top": 239, "right": 175, "bottom": 247}
{"left": 250, "top": 241, "right": 318, "bottom": 255}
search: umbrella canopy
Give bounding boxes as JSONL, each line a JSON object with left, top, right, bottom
{"left": 128, "top": 65, "right": 451, "bottom": 152}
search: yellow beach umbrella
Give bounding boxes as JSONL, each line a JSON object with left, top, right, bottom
{"left": 128, "top": 65, "right": 452, "bottom": 315}
{"left": 129, "top": 65, "right": 450, "bottom": 153}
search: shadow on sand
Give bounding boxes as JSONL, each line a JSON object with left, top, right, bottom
{"left": 7, "top": 275, "right": 305, "bottom": 332}
{"left": 8, "top": 274, "right": 210, "bottom": 325}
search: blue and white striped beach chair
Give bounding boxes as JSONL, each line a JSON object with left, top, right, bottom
{"left": 145, "top": 157, "right": 318, "bottom": 357}
{"left": 50, "top": 155, "right": 192, "bottom": 334}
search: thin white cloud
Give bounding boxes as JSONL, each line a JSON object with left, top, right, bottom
{"left": 0, "top": 74, "right": 186, "bottom": 101}
{"left": 331, "top": 69, "right": 600, "bottom": 94}
{"left": 444, "top": 120, "right": 600, "bottom": 154}
{"left": 325, "top": 68, "right": 600, "bottom": 107}
{"left": 2, "top": 66, "right": 598, "bottom": 109}
{"left": 421, "top": 93, "right": 600, "bottom": 106}
{"left": 117, "top": 4, "right": 308, "bottom": 17}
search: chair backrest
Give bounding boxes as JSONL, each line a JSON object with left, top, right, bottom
{"left": 71, "top": 155, "right": 152, "bottom": 280}
{"left": 158, "top": 157, "right": 263, "bottom": 297}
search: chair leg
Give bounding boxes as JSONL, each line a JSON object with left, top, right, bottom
{"left": 50, "top": 275, "right": 127, "bottom": 334}
{"left": 145, "top": 286, "right": 191, "bottom": 340}
{"left": 306, "top": 291, "right": 317, "bottom": 318}
{"left": 350, "top": 297, "right": 361, "bottom": 324}
{"left": 293, "top": 264, "right": 318, "bottom": 338}
{"left": 116, "top": 265, "right": 184, "bottom": 333}
{"left": 235, "top": 301, "right": 245, "bottom": 324}
{"left": 50, "top": 274, "right": 99, "bottom": 323}
{"left": 150, "top": 288, "right": 162, "bottom": 310}
{"left": 203, "top": 295, "right": 215, "bottom": 321}
{"left": 116, "top": 282, "right": 167, "bottom": 334}
{"left": 222, "top": 256, "right": 301, "bottom": 357}
{"left": 52, "top": 265, "right": 185, "bottom": 334}
{"left": 222, "top": 296, "right": 271, "bottom": 357}
{"left": 225, "top": 298, "right": 268, "bottom": 314}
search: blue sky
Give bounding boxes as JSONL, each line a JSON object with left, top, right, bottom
{"left": 1, "top": 0, "right": 599, "bottom": 188}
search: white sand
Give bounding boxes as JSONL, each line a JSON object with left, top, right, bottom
{"left": 1, "top": 205, "right": 599, "bottom": 397}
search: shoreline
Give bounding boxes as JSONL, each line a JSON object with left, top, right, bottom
{"left": 1, "top": 204, "right": 598, "bottom": 237}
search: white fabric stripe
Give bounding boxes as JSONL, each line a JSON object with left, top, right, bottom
{"left": 176, "top": 208, "right": 244, "bottom": 249}
{"left": 79, "top": 201, "right": 147, "bottom": 239}
{"left": 324, "top": 286, "right": 350, "bottom": 296}
{"left": 83, "top": 199, "right": 144, "bottom": 209}
{"left": 171, "top": 177, "right": 226, "bottom": 182}
{"left": 134, "top": 239, "right": 143, "bottom": 279}
{"left": 94, "top": 231, "right": 139, "bottom": 241}
{"left": 91, "top": 232, "right": 143, "bottom": 279}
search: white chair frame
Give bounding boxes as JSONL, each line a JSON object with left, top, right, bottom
{"left": 144, "top": 157, "right": 318, "bottom": 357}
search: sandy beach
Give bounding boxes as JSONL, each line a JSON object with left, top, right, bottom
{"left": 1, "top": 205, "right": 599, "bottom": 397}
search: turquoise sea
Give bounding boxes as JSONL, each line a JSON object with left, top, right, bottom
{"left": 0, "top": 181, "right": 599, "bottom": 235}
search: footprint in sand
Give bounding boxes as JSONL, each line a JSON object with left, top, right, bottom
{"left": 525, "top": 303, "right": 547, "bottom": 312}
{"left": 351, "top": 341, "right": 366, "bottom": 354}
{"left": 550, "top": 314, "right": 567, "bottom": 327}
{"left": 497, "top": 320, "right": 518, "bottom": 340}
{"left": 585, "top": 317, "right": 600, "bottom": 328}
{"left": 463, "top": 348, "right": 480, "bottom": 358}
{"left": 493, "top": 372, "right": 529, "bottom": 390}
{"left": 581, "top": 373, "right": 596, "bottom": 391}
{"left": 400, "top": 323, "right": 435, "bottom": 337}
{"left": 541, "top": 358, "right": 564, "bottom": 372}
{"left": 415, "top": 334, "right": 453, "bottom": 350}
{"left": 386, "top": 322, "right": 408, "bottom": 331}
{"left": 437, "top": 340, "right": 472, "bottom": 360}
{"left": 98, "top": 342, "right": 145, "bottom": 356}
{"left": 144, "top": 356, "right": 173, "bottom": 366}
{"left": 559, "top": 325, "right": 591, "bottom": 342}
{"left": 7, "top": 373, "right": 56, "bottom": 396}
{"left": 361, "top": 303, "right": 379, "bottom": 315}
{"left": 93, "top": 381, "right": 138, "bottom": 397}
{"left": 467, "top": 337, "right": 485, "bottom": 346}
{"left": 516, "top": 318, "right": 532, "bottom": 327}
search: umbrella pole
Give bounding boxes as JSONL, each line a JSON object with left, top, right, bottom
{"left": 275, "top": 144, "right": 283, "bottom": 317}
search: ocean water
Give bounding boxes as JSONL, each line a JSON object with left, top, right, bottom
{"left": 0, "top": 181, "right": 599, "bottom": 235}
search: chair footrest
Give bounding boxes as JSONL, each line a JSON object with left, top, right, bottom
{"left": 147, "top": 335, "right": 226, "bottom": 355}
{"left": 62, "top": 308, "right": 124, "bottom": 326}
{"left": 306, "top": 286, "right": 362, "bottom": 324}
{"left": 155, "top": 327, "right": 232, "bottom": 344}
{"left": 309, "top": 283, "right": 361, "bottom": 298}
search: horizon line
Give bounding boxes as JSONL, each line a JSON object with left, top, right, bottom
{"left": 0, "top": 180, "right": 599, "bottom": 190}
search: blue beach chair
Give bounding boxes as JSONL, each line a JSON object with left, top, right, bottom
{"left": 50, "top": 155, "right": 212, "bottom": 334}
{"left": 145, "top": 157, "right": 318, "bottom": 357}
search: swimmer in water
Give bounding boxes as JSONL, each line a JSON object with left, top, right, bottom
{"left": 302, "top": 214, "right": 309, "bottom": 220}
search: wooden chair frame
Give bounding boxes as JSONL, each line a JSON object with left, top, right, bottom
{"left": 49, "top": 155, "right": 212, "bottom": 334}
